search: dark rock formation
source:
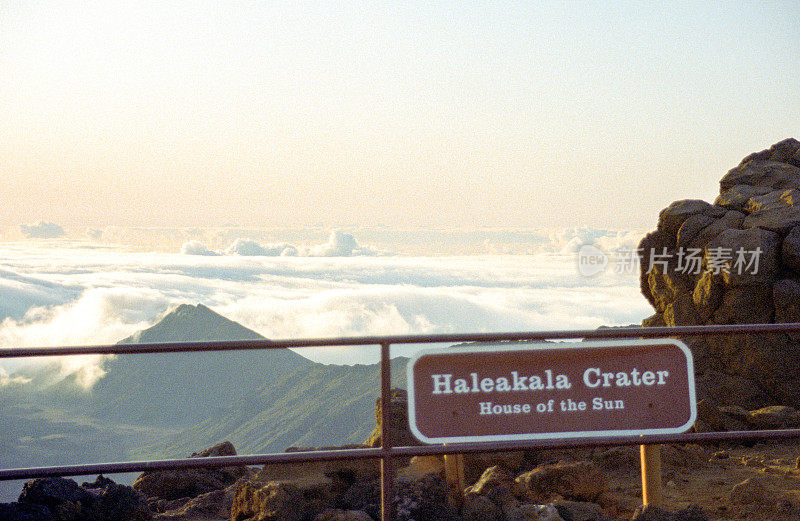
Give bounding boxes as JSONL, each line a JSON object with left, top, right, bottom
{"left": 0, "top": 502, "right": 54, "bottom": 521}
{"left": 364, "top": 389, "right": 421, "bottom": 448}
{"left": 555, "top": 500, "right": 616, "bottom": 521}
{"left": 3, "top": 440, "right": 722, "bottom": 521}
{"left": 231, "top": 480, "right": 303, "bottom": 521}
{"left": 516, "top": 461, "right": 606, "bottom": 504}
{"left": 13, "top": 475, "right": 151, "bottom": 521}
{"left": 638, "top": 138, "right": 800, "bottom": 408}
{"left": 313, "top": 510, "right": 373, "bottom": 521}
{"left": 394, "top": 473, "right": 459, "bottom": 521}
{"left": 82, "top": 476, "right": 152, "bottom": 521}
{"left": 630, "top": 504, "right": 708, "bottom": 521}
{"left": 334, "top": 480, "right": 379, "bottom": 520}
{"left": 133, "top": 441, "right": 247, "bottom": 501}
{"left": 18, "top": 477, "right": 95, "bottom": 517}
{"left": 151, "top": 485, "right": 235, "bottom": 520}
{"left": 462, "top": 466, "right": 524, "bottom": 521}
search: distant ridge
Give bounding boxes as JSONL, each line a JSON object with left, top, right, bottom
{"left": 88, "top": 303, "right": 406, "bottom": 454}
{"left": 91, "top": 303, "right": 314, "bottom": 428}
{"left": 119, "top": 303, "right": 267, "bottom": 344}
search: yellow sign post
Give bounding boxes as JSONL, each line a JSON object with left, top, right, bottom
{"left": 443, "top": 452, "right": 465, "bottom": 507}
{"left": 640, "top": 444, "right": 663, "bottom": 506}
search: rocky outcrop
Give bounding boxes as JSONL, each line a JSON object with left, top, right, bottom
{"left": 8, "top": 475, "right": 151, "bottom": 521}
{"left": 18, "top": 477, "right": 95, "bottom": 517}
{"left": 364, "top": 389, "right": 421, "bottom": 448}
{"left": 313, "top": 510, "right": 373, "bottom": 521}
{"left": 630, "top": 504, "right": 708, "bottom": 521}
{"left": 638, "top": 138, "right": 800, "bottom": 408}
{"left": 462, "top": 465, "right": 522, "bottom": 521}
{"left": 152, "top": 485, "right": 236, "bottom": 521}
{"left": 0, "top": 442, "right": 716, "bottom": 521}
{"left": 694, "top": 401, "right": 800, "bottom": 433}
{"left": 0, "top": 503, "right": 54, "bottom": 521}
{"left": 231, "top": 480, "right": 303, "bottom": 521}
{"left": 516, "top": 461, "right": 606, "bottom": 504}
{"left": 395, "top": 473, "right": 459, "bottom": 521}
{"left": 729, "top": 475, "right": 771, "bottom": 505}
{"left": 82, "top": 476, "right": 153, "bottom": 521}
{"left": 133, "top": 441, "right": 247, "bottom": 501}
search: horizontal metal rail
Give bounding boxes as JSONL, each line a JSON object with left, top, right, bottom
{"left": 3, "top": 428, "right": 800, "bottom": 482}
{"left": 3, "top": 323, "right": 800, "bottom": 520}
{"left": 3, "top": 322, "right": 800, "bottom": 358}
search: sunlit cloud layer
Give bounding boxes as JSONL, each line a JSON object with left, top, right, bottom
{"left": 0, "top": 231, "right": 652, "bottom": 385}
{"left": 207, "top": 231, "right": 380, "bottom": 257}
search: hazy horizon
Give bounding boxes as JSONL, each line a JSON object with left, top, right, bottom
{"left": 2, "top": 1, "right": 798, "bottom": 230}
{"left": 1, "top": 222, "right": 647, "bottom": 253}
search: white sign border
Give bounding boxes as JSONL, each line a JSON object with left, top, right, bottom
{"left": 406, "top": 338, "right": 697, "bottom": 445}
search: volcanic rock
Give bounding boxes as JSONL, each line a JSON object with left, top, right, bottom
{"left": 364, "top": 388, "right": 421, "bottom": 448}
{"left": 18, "top": 477, "right": 95, "bottom": 517}
{"left": 516, "top": 461, "right": 605, "bottom": 503}
{"left": 152, "top": 485, "right": 235, "bottom": 520}
{"left": 730, "top": 475, "right": 771, "bottom": 505}
{"left": 395, "top": 473, "right": 459, "bottom": 521}
{"left": 639, "top": 138, "right": 800, "bottom": 408}
{"left": 313, "top": 510, "right": 373, "bottom": 521}
{"left": 554, "top": 500, "right": 615, "bottom": 521}
{"left": 15, "top": 475, "right": 151, "bottom": 521}
{"left": 744, "top": 405, "right": 800, "bottom": 429}
{"left": 335, "top": 480, "right": 379, "bottom": 519}
{"left": 231, "top": 480, "right": 303, "bottom": 521}
{"left": 630, "top": 504, "right": 708, "bottom": 521}
{"left": 0, "top": 502, "right": 54, "bottom": 521}
{"left": 82, "top": 477, "right": 152, "bottom": 521}
{"left": 133, "top": 441, "right": 246, "bottom": 501}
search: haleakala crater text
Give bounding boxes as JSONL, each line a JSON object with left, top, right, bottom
{"left": 430, "top": 367, "right": 670, "bottom": 396}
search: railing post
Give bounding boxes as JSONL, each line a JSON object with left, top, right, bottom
{"left": 380, "top": 341, "right": 394, "bottom": 521}
{"left": 640, "top": 444, "right": 663, "bottom": 506}
{"left": 443, "top": 451, "right": 465, "bottom": 508}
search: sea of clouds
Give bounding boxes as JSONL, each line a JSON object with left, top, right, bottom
{"left": 181, "top": 230, "right": 384, "bottom": 257}
{"left": 0, "top": 228, "right": 653, "bottom": 387}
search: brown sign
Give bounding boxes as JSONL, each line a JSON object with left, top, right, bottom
{"left": 407, "top": 339, "right": 696, "bottom": 444}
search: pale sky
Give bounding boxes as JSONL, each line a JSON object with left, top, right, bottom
{"left": 1, "top": 1, "right": 798, "bottom": 230}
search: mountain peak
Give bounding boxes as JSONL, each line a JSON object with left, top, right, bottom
{"left": 119, "top": 303, "right": 266, "bottom": 345}
{"left": 97, "top": 304, "right": 315, "bottom": 428}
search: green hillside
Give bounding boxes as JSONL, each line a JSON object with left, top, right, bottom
{"left": 2, "top": 304, "right": 409, "bottom": 477}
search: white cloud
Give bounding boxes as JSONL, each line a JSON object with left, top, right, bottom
{"left": 223, "top": 238, "right": 298, "bottom": 257}
{"left": 0, "top": 284, "right": 170, "bottom": 388}
{"left": 309, "top": 230, "right": 381, "bottom": 257}
{"left": 0, "top": 366, "right": 30, "bottom": 387}
{"left": 547, "top": 228, "right": 645, "bottom": 255}
{"left": 41, "top": 226, "right": 645, "bottom": 257}
{"left": 217, "top": 282, "right": 650, "bottom": 364}
{"left": 181, "top": 240, "right": 219, "bottom": 256}
{"left": 218, "top": 231, "right": 382, "bottom": 258}
{"left": 0, "top": 269, "right": 77, "bottom": 321}
{"left": 0, "top": 234, "right": 652, "bottom": 375}
{"left": 190, "top": 231, "right": 382, "bottom": 258}
{"left": 20, "top": 221, "right": 65, "bottom": 239}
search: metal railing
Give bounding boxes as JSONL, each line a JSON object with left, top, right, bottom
{"left": 3, "top": 323, "right": 800, "bottom": 520}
